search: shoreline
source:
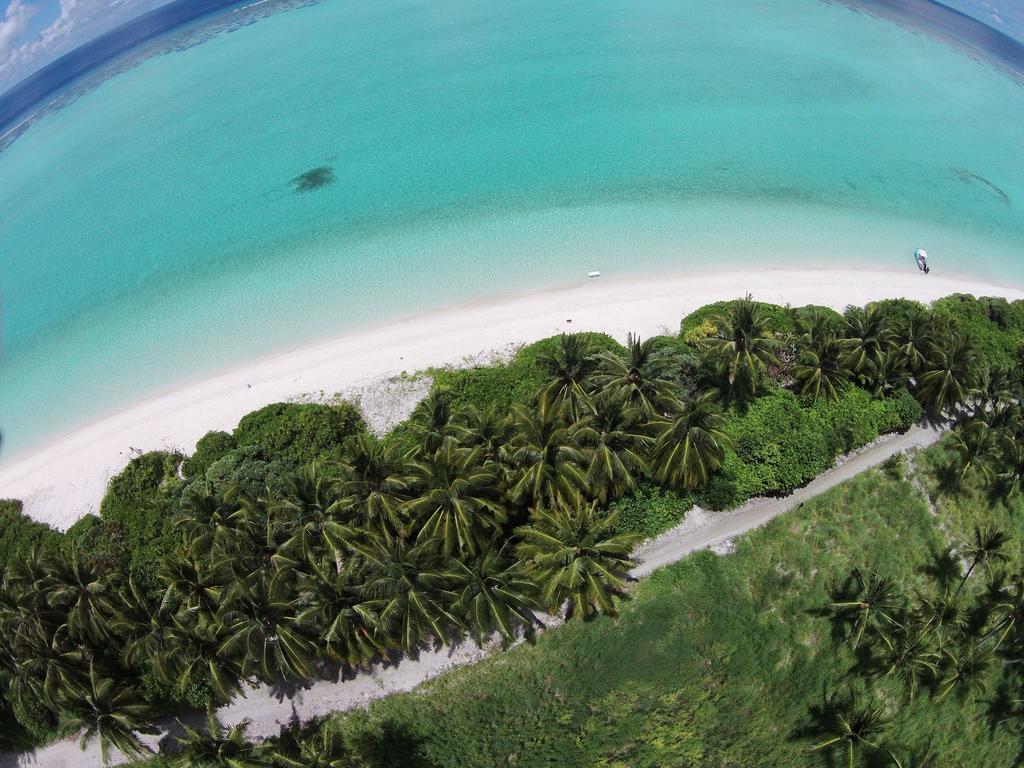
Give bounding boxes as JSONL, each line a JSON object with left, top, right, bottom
{"left": 2, "top": 267, "right": 1022, "bottom": 531}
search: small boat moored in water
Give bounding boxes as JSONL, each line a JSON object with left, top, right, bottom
{"left": 914, "top": 248, "right": 930, "bottom": 275}
{"left": 587, "top": 270, "right": 601, "bottom": 278}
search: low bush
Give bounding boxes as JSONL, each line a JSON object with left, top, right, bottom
{"left": 182, "top": 430, "right": 236, "bottom": 479}
{"left": 723, "top": 389, "right": 833, "bottom": 501}
{"left": 697, "top": 384, "right": 917, "bottom": 511}
{"left": 432, "top": 333, "right": 624, "bottom": 413}
{"left": 870, "top": 387, "right": 923, "bottom": 434}
{"left": 932, "top": 294, "right": 1024, "bottom": 375}
{"left": 608, "top": 484, "right": 694, "bottom": 538}
{"left": 233, "top": 401, "right": 365, "bottom": 466}
{"left": 0, "top": 499, "right": 62, "bottom": 569}
{"left": 680, "top": 299, "right": 797, "bottom": 341}
{"left": 98, "top": 451, "right": 183, "bottom": 586}
{"left": 201, "top": 444, "right": 294, "bottom": 498}
{"left": 809, "top": 387, "right": 878, "bottom": 455}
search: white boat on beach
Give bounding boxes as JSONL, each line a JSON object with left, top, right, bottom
{"left": 914, "top": 248, "right": 930, "bottom": 274}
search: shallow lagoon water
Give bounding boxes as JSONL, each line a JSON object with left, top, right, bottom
{"left": 1, "top": 0, "right": 1022, "bottom": 458}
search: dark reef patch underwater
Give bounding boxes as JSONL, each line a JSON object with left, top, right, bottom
{"left": 950, "top": 167, "right": 1013, "bottom": 206}
{"left": 291, "top": 166, "right": 336, "bottom": 192}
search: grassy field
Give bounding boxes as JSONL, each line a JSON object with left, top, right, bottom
{"left": 311, "top": 442, "right": 1022, "bottom": 767}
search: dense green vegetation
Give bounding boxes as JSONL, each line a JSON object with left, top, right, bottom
{"left": 276, "top": 437, "right": 1024, "bottom": 768}
{"left": 0, "top": 292, "right": 1019, "bottom": 764}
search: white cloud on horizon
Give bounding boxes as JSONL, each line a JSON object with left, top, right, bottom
{"left": 0, "top": 1, "right": 38, "bottom": 60}
{"left": 0, "top": 0, "right": 169, "bottom": 93}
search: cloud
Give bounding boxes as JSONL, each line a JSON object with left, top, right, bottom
{"left": 0, "top": 0, "right": 167, "bottom": 91}
{"left": 0, "top": 0, "right": 39, "bottom": 58}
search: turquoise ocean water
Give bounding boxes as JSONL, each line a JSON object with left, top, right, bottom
{"left": 1, "top": 0, "right": 1023, "bottom": 459}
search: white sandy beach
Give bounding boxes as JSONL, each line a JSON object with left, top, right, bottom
{"left": 2, "top": 267, "right": 1022, "bottom": 531}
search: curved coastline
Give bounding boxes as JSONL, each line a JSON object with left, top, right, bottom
{"left": 2, "top": 266, "right": 1022, "bottom": 531}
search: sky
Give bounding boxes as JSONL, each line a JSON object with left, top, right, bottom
{"left": 943, "top": 0, "right": 1024, "bottom": 42}
{"left": 0, "top": 0, "right": 1022, "bottom": 95}
{"left": 0, "top": 0, "right": 171, "bottom": 90}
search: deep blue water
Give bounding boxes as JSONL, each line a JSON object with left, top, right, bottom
{"left": 1, "top": 0, "right": 1023, "bottom": 139}
{"left": 0, "top": 1, "right": 241, "bottom": 131}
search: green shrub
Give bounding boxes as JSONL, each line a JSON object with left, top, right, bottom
{"left": 431, "top": 332, "right": 625, "bottom": 413}
{"left": 9, "top": 687, "right": 56, "bottom": 745}
{"left": 97, "top": 451, "right": 183, "bottom": 586}
{"left": 202, "top": 444, "right": 293, "bottom": 498}
{"left": 431, "top": 364, "right": 540, "bottom": 414}
{"left": 809, "top": 387, "right": 877, "bottom": 455}
{"left": 723, "top": 389, "right": 833, "bottom": 499}
{"left": 0, "top": 499, "right": 63, "bottom": 569}
{"left": 869, "top": 297, "right": 928, "bottom": 322}
{"left": 182, "top": 430, "right": 236, "bottom": 479}
{"left": 233, "top": 402, "right": 365, "bottom": 465}
{"left": 697, "top": 455, "right": 746, "bottom": 510}
{"left": 793, "top": 304, "right": 845, "bottom": 329}
{"left": 870, "top": 387, "right": 923, "bottom": 434}
{"left": 932, "top": 294, "right": 1024, "bottom": 375}
{"left": 138, "top": 668, "right": 211, "bottom": 711}
{"left": 65, "top": 514, "right": 128, "bottom": 573}
{"left": 680, "top": 299, "right": 796, "bottom": 341}
{"left": 0, "top": 702, "right": 36, "bottom": 751}
{"left": 608, "top": 484, "right": 694, "bottom": 538}
{"left": 881, "top": 452, "right": 907, "bottom": 481}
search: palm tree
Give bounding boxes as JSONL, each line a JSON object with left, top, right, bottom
{"left": 895, "top": 310, "right": 937, "bottom": 374}
{"left": 454, "top": 404, "right": 513, "bottom": 464}
{"left": 573, "top": 393, "right": 650, "bottom": 503}
{"left": 177, "top": 484, "right": 248, "bottom": 558}
{"left": 175, "top": 709, "right": 274, "bottom": 768}
{"left": 595, "top": 333, "right": 675, "bottom": 417}
{"left": 995, "top": 441, "right": 1024, "bottom": 500}
{"left": 275, "top": 464, "right": 357, "bottom": 567}
{"left": 407, "top": 390, "right": 460, "bottom": 457}
{"left": 829, "top": 569, "right": 904, "bottom": 650}
{"left": 866, "top": 349, "right": 910, "bottom": 398}
{"left": 793, "top": 338, "right": 848, "bottom": 402}
{"left": 701, "top": 294, "right": 781, "bottom": 402}
{"left": 951, "top": 420, "right": 999, "bottom": 486}
{"left": 274, "top": 724, "right": 359, "bottom": 768}
{"left": 516, "top": 502, "right": 637, "bottom": 619}
{"left": 216, "top": 573, "right": 317, "bottom": 684}
{"left": 155, "top": 612, "right": 245, "bottom": 706}
{"left": 334, "top": 434, "right": 415, "bottom": 539}
{"left": 915, "top": 334, "right": 978, "bottom": 416}
{"left": 874, "top": 620, "right": 939, "bottom": 700}
{"left": 840, "top": 305, "right": 895, "bottom": 387}
{"left": 983, "top": 573, "right": 1024, "bottom": 651}
{"left": 915, "top": 588, "right": 967, "bottom": 650}
{"left": 451, "top": 540, "right": 540, "bottom": 645}
{"left": 810, "top": 695, "right": 902, "bottom": 768}
{"left": 10, "top": 624, "right": 89, "bottom": 716}
{"left": 536, "top": 333, "right": 600, "bottom": 419}
{"left": 405, "top": 438, "right": 508, "bottom": 557}
{"left": 295, "top": 555, "right": 385, "bottom": 668}
{"left": 159, "top": 551, "right": 232, "bottom": 616}
{"left": 938, "top": 642, "right": 993, "bottom": 702}
{"left": 112, "top": 577, "right": 175, "bottom": 669}
{"left": 649, "top": 392, "right": 732, "bottom": 490}
{"left": 354, "top": 536, "right": 460, "bottom": 654}
{"left": 59, "top": 662, "right": 157, "bottom": 765}
{"left": 504, "top": 401, "right": 589, "bottom": 509}
{"left": 43, "top": 547, "right": 119, "bottom": 645}
{"left": 954, "top": 526, "right": 1010, "bottom": 599}
{"left": 976, "top": 366, "right": 1020, "bottom": 413}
